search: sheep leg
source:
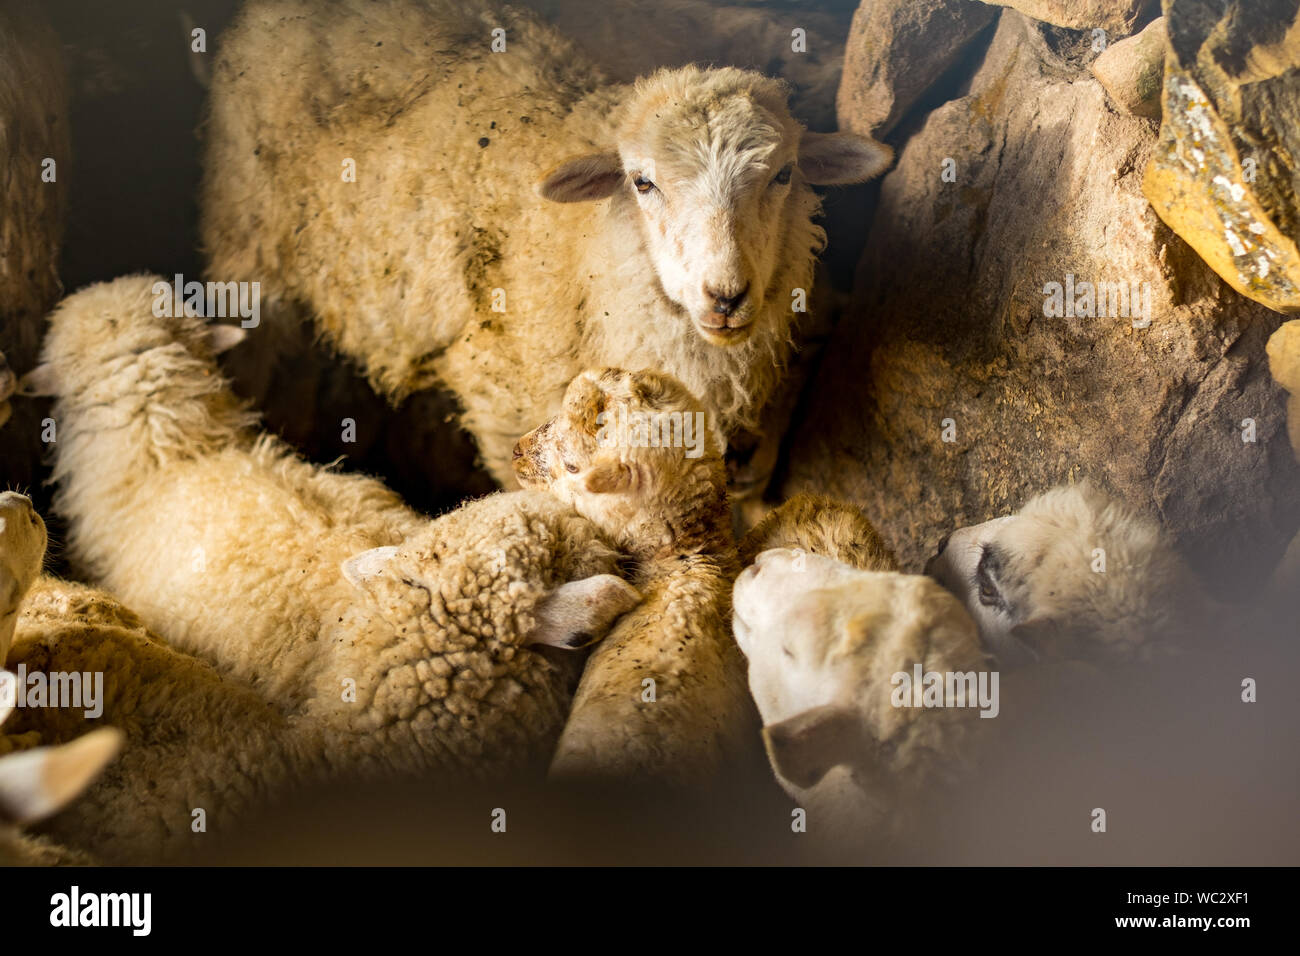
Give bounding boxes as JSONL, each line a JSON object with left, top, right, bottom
{"left": 526, "top": 575, "right": 641, "bottom": 650}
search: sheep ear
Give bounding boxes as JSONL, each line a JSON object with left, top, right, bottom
{"left": 16, "top": 364, "right": 58, "bottom": 398}
{"left": 0, "top": 727, "right": 123, "bottom": 824}
{"left": 341, "top": 546, "right": 400, "bottom": 588}
{"left": 583, "top": 461, "right": 635, "bottom": 495}
{"left": 207, "top": 324, "right": 247, "bottom": 354}
{"left": 799, "top": 132, "right": 893, "bottom": 185}
{"left": 761, "top": 703, "right": 863, "bottom": 790}
{"left": 537, "top": 152, "right": 623, "bottom": 203}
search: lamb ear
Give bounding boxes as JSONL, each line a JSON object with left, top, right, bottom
{"left": 537, "top": 152, "right": 624, "bottom": 203}
{"left": 207, "top": 324, "right": 248, "bottom": 354}
{"left": 16, "top": 364, "right": 58, "bottom": 398}
{"left": 799, "top": 132, "right": 893, "bottom": 185}
{"left": 0, "top": 727, "right": 123, "bottom": 824}
{"left": 583, "top": 460, "right": 635, "bottom": 495}
{"left": 761, "top": 703, "right": 864, "bottom": 790}
{"left": 341, "top": 546, "right": 400, "bottom": 588}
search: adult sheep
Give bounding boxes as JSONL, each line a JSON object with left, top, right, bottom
{"left": 200, "top": 0, "right": 891, "bottom": 488}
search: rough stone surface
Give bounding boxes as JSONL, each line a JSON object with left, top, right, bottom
{"left": 979, "top": 0, "right": 1150, "bottom": 36}
{"left": 779, "top": 11, "right": 1300, "bottom": 595}
{"left": 1092, "top": 15, "right": 1166, "bottom": 118}
{"left": 836, "top": 0, "right": 997, "bottom": 138}
{"left": 0, "top": 3, "right": 68, "bottom": 495}
{"left": 1143, "top": 0, "right": 1300, "bottom": 314}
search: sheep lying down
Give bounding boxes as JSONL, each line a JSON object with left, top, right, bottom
{"left": 23, "top": 275, "right": 641, "bottom": 789}
{"left": 733, "top": 496, "right": 988, "bottom": 838}
{"left": 514, "top": 368, "right": 758, "bottom": 787}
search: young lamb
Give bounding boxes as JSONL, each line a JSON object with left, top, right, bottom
{"left": 0, "top": 681, "right": 120, "bottom": 867}
{"left": 23, "top": 275, "right": 640, "bottom": 784}
{"left": 925, "top": 482, "right": 1208, "bottom": 666}
{"left": 732, "top": 495, "right": 989, "bottom": 838}
{"left": 200, "top": 0, "right": 891, "bottom": 488}
{"left": 513, "top": 367, "right": 757, "bottom": 787}
{"left": 1, "top": 490, "right": 47, "bottom": 666}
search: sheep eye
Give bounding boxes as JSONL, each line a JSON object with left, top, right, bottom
{"left": 633, "top": 175, "right": 656, "bottom": 194}
{"left": 772, "top": 164, "right": 793, "bottom": 186}
{"left": 977, "top": 580, "right": 999, "bottom": 606}
{"left": 565, "top": 462, "right": 579, "bottom": 474}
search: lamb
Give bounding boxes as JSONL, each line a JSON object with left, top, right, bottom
{"left": 925, "top": 481, "right": 1208, "bottom": 666}
{"left": 23, "top": 275, "right": 640, "bottom": 784}
{"left": 1, "top": 490, "right": 311, "bottom": 863}
{"left": 731, "top": 495, "right": 989, "bottom": 838}
{"left": 0, "top": 1, "right": 69, "bottom": 491}
{"left": 200, "top": 0, "right": 891, "bottom": 488}
{"left": 0, "top": 680, "right": 120, "bottom": 867}
{"left": 513, "top": 367, "right": 757, "bottom": 786}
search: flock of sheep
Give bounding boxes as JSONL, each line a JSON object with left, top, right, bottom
{"left": 0, "top": 0, "right": 1286, "bottom": 865}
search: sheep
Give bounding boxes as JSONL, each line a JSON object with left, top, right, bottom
{"left": 200, "top": 0, "right": 892, "bottom": 489}
{"left": 513, "top": 367, "right": 757, "bottom": 787}
{"left": 0, "top": 683, "right": 121, "bottom": 867}
{"left": 22, "top": 275, "right": 641, "bottom": 785}
{"left": 1, "top": 490, "right": 46, "bottom": 666}
{"left": 731, "top": 495, "right": 990, "bottom": 838}
{"left": 520, "top": 0, "right": 851, "bottom": 131}
{"left": 925, "top": 482, "right": 1208, "bottom": 667}
{"left": 0, "top": 1, "right": 69, "bottom": 492}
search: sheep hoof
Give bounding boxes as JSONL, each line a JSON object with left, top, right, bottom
{"left": 526, "top": 574, "right": 641, "bottom": 649}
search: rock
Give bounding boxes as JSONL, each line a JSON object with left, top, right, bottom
{"left": 836, "top": 0, "right": 997, "bottom": 138}
{"left": 1142, "top": 0, "right": 1300, "bottom": 314}
{"left": 0, "top": 3, "right": 69, "bottom": 496}
{"left": 1267, "top": 320, "right": 1300, "bottom": 460}
{"left": 778, "top": 11, "right": 1300, "bottom": 595}
{"left": 978, "top": 0, "right": 1149, "bottom": 36}
{"left": 1091, "top": 15, "right": 1166, "bottom": 118}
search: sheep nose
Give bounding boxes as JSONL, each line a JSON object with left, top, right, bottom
{"left": 511, "top": 441, "right": 523, "bottom": 460}
{"left": 934, "top": 533, "right": 951, "bottom": 556}
{"left": 704, "top": 283, "right": 749, "bottom": 317}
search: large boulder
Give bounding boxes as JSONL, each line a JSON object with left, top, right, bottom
{"left": 836, "top": 0, "right": 997, "bottom": 138}
{"left": 978, "top": 0, "right": 1150, "bottom": 36}
{"left": 779, "top": 10, "right": 1300, "bottom": 594}
{"left": 1143, "top": 0, "right": 1300, "bottom": 314}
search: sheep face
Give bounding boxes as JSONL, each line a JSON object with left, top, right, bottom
{"left": 0, "top": 493, "right": 46, "bottom": 664}
{"left": 512, "top": 367, "right": 718, "bottom": 539}
{"left": 732, "top": 548, "right": 981, "bottom": 791}
{"left": 925, "top": 483, "right": 1188, "bottom": 666}
{"left": 538, "top": 67, "right": 891, "bottom": 348}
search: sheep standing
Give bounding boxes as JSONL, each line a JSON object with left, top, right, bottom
{"left": 513, "top": 368, "right": 758, "bottom": 786}
{"left": 200, "top": 0, "right": 891, "bottom": 488}
{"left": 0, "top": 2, "right": 69, "bottom": 492}
{"left": 732, "top": 496, "right": 988, "bottom": 838}
{"left": 25, "top": 275, "right": 639, "bottom": 784}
